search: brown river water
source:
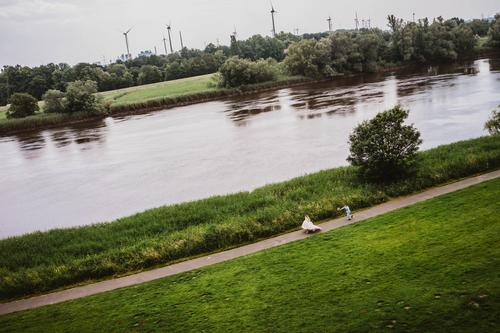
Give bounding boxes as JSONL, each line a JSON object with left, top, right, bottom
{"left": 1, "top": 58, "right": 499, "bottom": 238}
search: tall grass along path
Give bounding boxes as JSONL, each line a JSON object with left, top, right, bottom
{"left": 1, "top": 169, "right": 498, "bottom": 316}
{"left": 1, "top": 136, "right": 499, "bottom": 302}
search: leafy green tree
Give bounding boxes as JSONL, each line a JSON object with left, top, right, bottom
{"left": 6, "top": 93, "right": 39, "bottom": 118}
{"left": 218, "top": 57, "right": 278, "bottom": 88}
{"left": 488, "top": 14, "right": 500, "bottom": 47}
{"left": 467, "top": 19, "right": 491, "bottom": 36}
{"left": 283, "top": 39, "right": 331, "bottom": 78}
{"left": 485, "top": 109, "right": 500, "bottom": 135}
{"left": 232, "top": 35, "right": 287, "bottom": 61}
{"left": 0, "top": 73, "right": 8, "bottom": 106}
{"left": 137, "top": 65, "right": 163, "bottom": 85}
{"left": 347, "top": 105, "right": 422, "bottom": 181}
{"left": 65, "top": 80, "right": 104, "bottom": 114}
{"left": 51, "top": 63, "right": 74, "bottom": 91}
{"left": 106, "top": 64, "right": 135, "bottom": 89}
{"left": 42, "top": 89, "right": 66, "bottom": 113}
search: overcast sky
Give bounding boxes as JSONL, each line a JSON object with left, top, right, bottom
{"left": 0, "top": 0, "right": 498, "bottom": 67}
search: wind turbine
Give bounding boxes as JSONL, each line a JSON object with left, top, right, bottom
{"left": 123, "top": 27, "right": 132, "bottom": 60}
{"left": 355, "top": 12, "right": 359, "bottom": 30}
{"left": 270, "top": 3, "right": 277, "bottom": 37}
{"left": 162, "top": 35, "right": 168, "bottom": 55}
{"left": 230, "top": 26, "right": 237, "bottom": 44}
{"left": 179, "top": 31, "right": 184, "bottom": 49}
{"left": 166, "top": 23, "right": 173, "bottom": 53}
{"left": 327, "top": 16, "right": 332, "bottom": 32}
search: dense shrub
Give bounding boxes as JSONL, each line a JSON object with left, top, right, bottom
{"left": 6, "top": 93, "right": 39, "bottom": 119}
{"left": 65, "top": 80, "right": 104, "bottom": 114}
{"left": 485, "top": 109, "right": 500, "bottom": 135}
{"left": 218, "top": 57, "right": 278, "bottom": 88}
{"left": 347, "top": 105, "right": 422, "bottom": 181}
{"left": 283, "top": 39, "right": 332, "bottom": 78}
{"left": 137, "top": 65, "right": 163, "bottom": 85}
{"left": 42, "top": 89, "right": 66, "bottom": 113}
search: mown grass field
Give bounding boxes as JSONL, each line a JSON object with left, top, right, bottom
{"left": 99, "top": 74, "right": 217, "bottom": 106}
{"left": 1, "top": 177, "right": 498, "bottom": 333}
{"left": 0, "top": 135, "right": 499, "bottom": 301}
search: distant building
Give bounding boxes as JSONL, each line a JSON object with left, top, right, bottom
{"left": 118, "top": 54, "right": 130, "bottom": 62}
{"left": 138, "top": 50, "right": 154, "bottom": 58}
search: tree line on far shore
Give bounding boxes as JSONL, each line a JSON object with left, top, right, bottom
{"left": 2, "top": 14, "right": 500, "bottom": 119}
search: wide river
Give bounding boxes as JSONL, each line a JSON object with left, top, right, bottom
{"left": 1, "top": 58, "right": 499, "bottom": 238}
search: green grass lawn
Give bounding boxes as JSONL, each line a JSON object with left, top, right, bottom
{"left": 0, "top": 136, "right": 499, "bottom": 301}
{"left": 1, "top": 177, "right": 498, "bottom": 333}
{"left": 99, "top": 74, "right": 217, "bottom": 106}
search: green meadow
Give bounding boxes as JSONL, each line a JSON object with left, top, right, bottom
{"left": 1, "top": 176, "right": 498, "bottom": 332}
{"left": 99, "top": 74, "right": 217, "bottom": 106}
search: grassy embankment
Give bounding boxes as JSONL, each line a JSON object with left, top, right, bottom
{"left": 0, "top": 74, "right": 308, "bottom": 134}
{"left": 0, "top": 135, "right": 499, "bottom": 301}
{"left": 1, "top": 177, "right": 499, "bottom": 332}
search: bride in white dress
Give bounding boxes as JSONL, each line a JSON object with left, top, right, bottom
{"left": 301, "top": 215, "right": 322, "bottom": 233}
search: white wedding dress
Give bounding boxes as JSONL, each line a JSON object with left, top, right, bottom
{"left": 301, "top": 217, "right": 322, "bottom": 233}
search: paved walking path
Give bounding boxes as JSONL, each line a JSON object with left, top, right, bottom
{"left": 1, "top": 170, "right": 499, "bottom": 316}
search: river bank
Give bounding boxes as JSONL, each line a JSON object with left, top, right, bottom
{"left": 1, "top": 135, "right": 499, "bottom": 301}
{"left": 0, "top": 55, "right": 491, "bottom": 136}
{"left": 0, "top": 76, "right": 312, "bottom": 136}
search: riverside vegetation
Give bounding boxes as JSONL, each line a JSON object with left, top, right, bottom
{"left": 0, "top": 177, "right": 498, "bottom": 332}
{"left": 0, "top": 135, "right": 499, "bottom": 301}
{"left": 1, "top": 14, "right": 500, "bottom": 133}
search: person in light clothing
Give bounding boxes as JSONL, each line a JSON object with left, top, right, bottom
{"left": 337, "top": 205, "right": 354, "bottom": 220}
{"left": 301, "top": 215, "right": 322, "bottom": 233}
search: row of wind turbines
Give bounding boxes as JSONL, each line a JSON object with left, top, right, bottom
{"left": 122, "top": 23, "right": 184, "bottom": 61}
{"left": 120, "top": 3, "right": 380, "bottom": 61}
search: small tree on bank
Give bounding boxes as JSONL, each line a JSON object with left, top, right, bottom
{"left": 217, "top": 56, "right": 278, "bottom": 88}
{"left": 65, "top": 80, "right": 104, "bottom": 114}
{"left": 347, "top": 106, "right": 422, "bottom": 181}
{"left": 6, "top": 93, "right": 39, "bottom": 118}
{"left": 485, "top": 109, "right": 500, "bottom": 135}
{"left": 42, "top": 89, "right": 66, "bottom": 113}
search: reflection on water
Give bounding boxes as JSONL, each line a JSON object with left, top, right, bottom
{"left": 1, "top": 58, "right": 499, "bottom": 238}
{"left": 7, "top": 119, "right": 107, "bottom": 153}
{"left": 224, "top": 92, "right": 282, "bottom": 124}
